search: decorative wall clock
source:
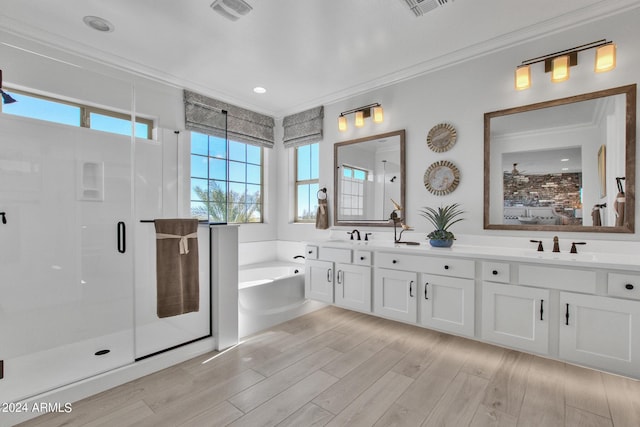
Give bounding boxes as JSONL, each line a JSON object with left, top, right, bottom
{"left": 427, "top": 123, "right": 457, "bottom": 153}
{"left": 424, "top": 160, "right": 460, "bottom": 195}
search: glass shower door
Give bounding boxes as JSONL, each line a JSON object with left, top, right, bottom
{"left": 0, "top": 106, "right": 134, "bottom": 403}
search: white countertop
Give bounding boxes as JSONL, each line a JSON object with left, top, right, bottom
{"left": 308, "top": 238, "right": 640, "bottom": 271}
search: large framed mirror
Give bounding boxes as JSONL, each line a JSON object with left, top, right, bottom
{"left": 484, "top": 84, "right": 636, "bottom": 233}
{"left": 334, "top": 130, "right": 405, "bottom": 227}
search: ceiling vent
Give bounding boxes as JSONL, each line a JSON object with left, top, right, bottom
{"left": 210, "top": 0, "right": 252, "bottom": 21}
{"left": 404, "top": 0, "right": 450, "bottom": 17}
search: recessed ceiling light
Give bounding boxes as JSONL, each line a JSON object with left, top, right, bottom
{"left": 561, "top": 158, "right": 569, "bottom": 162}
{"left": 253, "top": 87, "right": 266, "bottom": 94}
{"left": 562, "top": 167, "right": 569, "bottom": 171}
{"left": 83, "top": 16, "right": 115, "bottom": 32}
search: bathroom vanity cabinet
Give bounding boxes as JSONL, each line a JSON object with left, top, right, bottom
{"left": 304, "top": 241, "right": 640, "bottom": 379}
{"left": 305, "top": 246, "right": 372, "bottom": 311}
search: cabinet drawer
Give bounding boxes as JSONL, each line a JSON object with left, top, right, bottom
{"left": 377, "top": 252, "right": 424, "bottom": 271}
{"left": 608, "top": 273, "right": 640, "bottom": 300}
{"left": 422, "top": 257, "right": 475, "bottom": 279}
{"left": 482, "top": 262, "right": 510, "bottom": 283}
{"left": 519, "top": 265, "right": 596, "bottom": 293}
{"left": 305, "top": 245, "right": 318, "bottom": 260}
{"left": 319, "top": 247, "right": 352, "bottom": 263}
{"left": 377, "top": 252, "right": 474, "bottom": 279}
{"left": 354, "top": 250, "right": 372, "bottom": 266}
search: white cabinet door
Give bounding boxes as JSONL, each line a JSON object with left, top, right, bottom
{"left": 420, "top": 274, "right": 475, "bottom": 337}
{"left": 482, "top": 282, "right": 549, "bottom": 354}
{"left": 374, "top": 268, "right": 418, "bottom": 323}
{"left": 560, "top": 292, "right": 640, "bottom": 378}
{"left": 305, "top": 260, "right": 334, "bottom": 303}
{"left": 335, "top": 263, "right": 371, "bottom": 312}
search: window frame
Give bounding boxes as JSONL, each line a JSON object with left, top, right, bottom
{"left": 294, "top": 143, "right": 320, "bottom": 223}
{"left": 1, "top": 87, "right": 154, "bottom": 140}
{"left": 190, "top": 132, "right": 264, "bottom": 224}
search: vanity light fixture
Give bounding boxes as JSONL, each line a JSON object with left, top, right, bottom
{"left": 338, "top": 103, "right": 383, "bottom": 132}
{"left": 514, "top": 39, "right": 616, "bottom": 90}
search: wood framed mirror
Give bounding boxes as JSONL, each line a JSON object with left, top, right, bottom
{"left": 334, "top": 130, "right": 406, "bottom": 227}
{"left": 484, "top": 84, "right": 636, "bottom": 233}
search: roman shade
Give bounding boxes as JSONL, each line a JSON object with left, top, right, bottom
{"left": 184, "top": 90, "right": 275, "bottom": 148}
{"left": 282, "top": 106, "right": 324, "bottom": 148}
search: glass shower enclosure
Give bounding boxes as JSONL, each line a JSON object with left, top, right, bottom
{"left": 0, "top": 63, "right": 135, "bottom": 404}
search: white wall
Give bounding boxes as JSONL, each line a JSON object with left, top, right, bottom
{"left": 276, "top": 8, "right": 640, "bottom": 244}
{"left": 3, "top": 6, "right": 640, "bottom": 249}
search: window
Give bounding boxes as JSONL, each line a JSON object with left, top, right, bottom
{"left": 340, "top": 165, "right": 367, "bottom": 217}
{"left": 190, "top": 131, "right": 263, "bottom": 223}
{"left": 295, "top": 143, "right": 319, "bottom": 222}
{"left": 1, "top": 88, "right": 153, "bottom": 139}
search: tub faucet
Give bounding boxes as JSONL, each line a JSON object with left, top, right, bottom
{"left": 552, "top": 236, "right": 560, "bottom": 253}
{"left": 348, "top": 229, "right": 361, "bottom": 240}
{"left": 293, "top": 255, "right": 305, "bottom": 259}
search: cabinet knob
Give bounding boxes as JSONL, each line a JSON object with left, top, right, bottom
{"left": 625, "top": 283, "right": 635, "bottom": 290}
{"left": 308, "top": 251, "right": 312, "bottom": 254}
{"left": 360, "top": 256, "right": 365, "bottom": 260}
{"left": 444, "top": 265, "right": 449, "bottom": 270}
{"left": 392, "top": 260, "right": 397, "bottom": 264}
{"left": 492, "top": 270, "right": 498, "bottom": 275}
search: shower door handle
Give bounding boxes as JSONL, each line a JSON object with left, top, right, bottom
{"left": 117, "top": 221, "right": 126, "bottom": 254}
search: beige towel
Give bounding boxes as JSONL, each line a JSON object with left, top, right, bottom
{"left": 316, "top": 198, "right": 329, "bottom": 229}
{"left": 154, "top": 219, "right": 200, "bottom": 318}
{"left": 591, "top": 207, "right": 602, "bottom": 226}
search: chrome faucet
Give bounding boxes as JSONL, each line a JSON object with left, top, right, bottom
{"left": 348, "top": 229, "right": 361, "bottom": 240}
{"left": 552, "top": 236, "right": 560, "bottom": 253}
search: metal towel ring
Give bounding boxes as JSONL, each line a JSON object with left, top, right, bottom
{"left": 317, "top": 187, "right": 327, "bottom": 200}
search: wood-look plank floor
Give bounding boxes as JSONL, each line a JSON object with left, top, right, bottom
{"left": 16, "top": 306, "right": 640, "bottom": 427}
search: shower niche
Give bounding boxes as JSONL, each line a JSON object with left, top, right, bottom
{"left": 78, "top": 160, "right": 105, "bottom": 201}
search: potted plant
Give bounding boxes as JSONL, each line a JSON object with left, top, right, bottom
{"left": 418, "top": 203, "right": 465, "bottom": 247}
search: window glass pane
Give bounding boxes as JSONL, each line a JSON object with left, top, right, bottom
{"left": 3, "top": 93, "right": 80, "bottom": 126}
{"left": 246, "top": 184, "right": 261, "bottom": 202}
{"left": 310, "top": 143, "right": 319, "bottom": 179}
{"left": 191, "top": 178, "right": 208, "bottom": 201}
{"left": 227, "top": 203, "right": 247, "bottom": 223}
{"left": 343, "top": 167, "right": 352, "bottom": 178}
{"left": 210, "top": 136, "right": 227, "bottom": 159}
{"left": 297, "top": 145, "right": 311, "bottom": 181}
{"left": 354, "top": 169, "right": 366, "bottom": 180}
{"left": 247, "top": 204, "right": 262, "bottom": 222}
{"left": 192, "top": 133, "right": 209, "bottom": 155}
{"left": 229, "top": 182, "right": 246, "bottom": 199}
{"left": 209, "top": 158, "right": 226, "bottom": 180}
{"left": 297, "top": 183, "right": 310, "bottom": 219}
{"left": 229, "top": 161, "right": 246, "bottom": 182}
{"left": 134, "top": 122, "right": 150, "bottom": 139}
{"left": 207, "top": 181, "right": 227, "bottom": 223}
{"left": 191, "top": 201, "right": 209, "bottom": 220}
{"left": 229, "top": 140, "right": 246, "bottom": 162}
{"left": 247, "top": 164, "right": 261, "bottom": 185}
{"left": 247, "top": 145, "right": 261, "bottom": 164}
{"left": 191, "top": 155, "right": 208, "bottom": 178}
{"left": 90, "top": 112, "right": 133, "bottom": 137}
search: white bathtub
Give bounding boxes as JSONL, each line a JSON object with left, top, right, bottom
{"left": 238, "top": 261, "right": 324, "bottom": 338}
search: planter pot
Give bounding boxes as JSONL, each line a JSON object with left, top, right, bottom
{"left": 429, "top": 239, "right": 454, "bottom": 248}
